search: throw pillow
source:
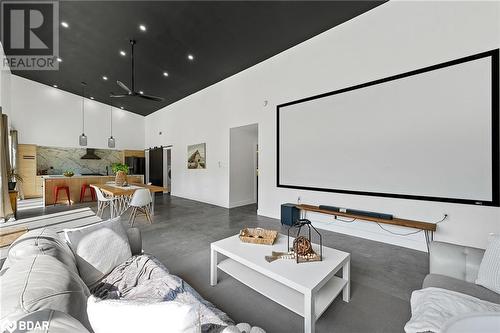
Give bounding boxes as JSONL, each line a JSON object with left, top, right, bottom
{"left": 87, "top": 296, "right": 201, "bottom": 333}
{"left": 476, "top": 234, "right": 500, "bottom": 293}
{"left": 64, "top": 218, "right": 132, "bottom": 286}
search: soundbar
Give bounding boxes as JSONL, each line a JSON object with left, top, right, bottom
{"left": 318, "top": 205, "right": 341, "bottom": 212}
{"left": 345, "top": 208, "right": 393, "bottom": 220}
{"left": 318, "top": 205, "right": 393, "bottom": 220}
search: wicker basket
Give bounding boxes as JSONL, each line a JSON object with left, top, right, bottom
{"left": 115, "top": 171, "right": 127, "bottom": 186}
{"left": 239, "top": 228, "right": 278, "bottom": 245}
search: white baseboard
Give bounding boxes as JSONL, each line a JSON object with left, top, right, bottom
{"left": 229, "top": 199, "right": 257, "bottom": 208}
{"left": 257, "top": 208, "right": 427, "bottom": 252}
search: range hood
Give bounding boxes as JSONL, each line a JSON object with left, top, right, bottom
{"left": 81, "top": 148, "right": 101, "bottom": 160}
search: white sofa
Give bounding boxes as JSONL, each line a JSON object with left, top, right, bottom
{"left": 0, "top": 226, "right": 263, "bottom": 333}
{"left": 424, "top": 241, "right": 499, "bottom": 303}
{"left": 405, "top": 241, "right": 500, "bottom": 333}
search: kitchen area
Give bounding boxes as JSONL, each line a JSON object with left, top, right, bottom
{"left": 17, "top": 144, "right": 146, "bottom": 207}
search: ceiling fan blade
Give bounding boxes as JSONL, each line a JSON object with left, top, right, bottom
{"left": 110, "top": 93, "right": 129, "bottom": 98}
{"left": 116, "top": 41, "right": 164, "bottom": 103}
{"left": 116, "top": 80, "right": 132, "bottom": 94}
{"left": 138, "top": 94, "right": 165, "bottom": 102}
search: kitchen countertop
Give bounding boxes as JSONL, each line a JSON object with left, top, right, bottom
{"left": 41, "top": 174, "right": 144, "bottom": 179}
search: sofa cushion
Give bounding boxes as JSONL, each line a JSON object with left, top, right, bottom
{"left": 0, "top": 309, "right": 90, "bottom": 333}
{"left": 126, "top": 227, "right": 142, "bottom": 256}
{"left": 423, "top": 274, "right": 500, "bottom": 304}
{"left": 0, "top": 255, "right": 91, "bottom": 330}
{"left": 5, "top": 228, "right": 78, "bottom": 274}
{"left": 64, "top": 218, "right": 132, "bottom": 286}
{"left": 429, "top": 241, "right": 484, "bottom": 283}
{"left": 476, "top": 234, "right": 500, "bottom": 294}
{"left": 87, "top": 295, "right": 201, "bottom": 333}
{"left": 441, "top": 312, "right": 500, "bottom": 333}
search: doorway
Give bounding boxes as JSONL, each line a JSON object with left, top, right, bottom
{"left": 163, "top": 147, "right": 171, "bottom": 193}
{"left": 229, "top": 124, "right": 258, "bottom": 209}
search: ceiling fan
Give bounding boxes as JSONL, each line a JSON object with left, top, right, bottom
{"left": 110, "top": 39, "right": 164, "bottom": 102}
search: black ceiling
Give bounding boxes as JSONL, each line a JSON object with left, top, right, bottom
{"left": 9, "top": 1, "right": 385, "bottom": 116}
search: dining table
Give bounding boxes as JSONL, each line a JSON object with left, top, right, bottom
{"left": 90, "top": 182, "right": 167, "bottom": 218}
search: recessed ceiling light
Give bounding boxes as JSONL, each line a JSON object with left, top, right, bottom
{"left": 102, "top": 76, "right": 108, "bottom": 81}
{"left": 139, "top": 91, "right": 144, "bottom": 95}
{"left": 90, "top": 96, "right": 94, "bottom": 100}
{"left": 61, "top": 21, "right": 69, "bottom": 28}
{"left": 120, "top": 50, "right": 126, "bottom": 56}
{"left": 53, "top": 84, "right": 58, "bottom": 88}
{"left": 57, "top": 57, "right": 62, "bottom": 62}
{"left": 163, "top": 71, "right": 169, "bottom": 77}
{"left": 139, "top": 24, "right": 146, "bottom": 31}
{"left": 187, "top": 54, "right": 194, "bottom": 61}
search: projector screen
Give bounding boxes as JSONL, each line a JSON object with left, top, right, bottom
{"left": 277, "top": 50, "right": 499, "bottom": 206}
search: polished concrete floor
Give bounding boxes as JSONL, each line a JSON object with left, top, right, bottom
{"left": 16, "top": 194, "right": 427, "bottom": 333}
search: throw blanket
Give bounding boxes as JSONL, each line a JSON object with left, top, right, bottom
{"left": 405, "top": 287, "right": 500, "bottom": 333}
{"left": 91, "top": 254, "right": 234, "bottom": 333}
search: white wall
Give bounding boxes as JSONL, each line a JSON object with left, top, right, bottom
{"left": 0, "top": 43, "right": 12, "bottom": 117}
{"left": 10, "top": 75, "right": 144, "bottom": 150}
{"left": 230, "top": 124, "right": 258, "bottom": 208}
{"left": 145, "top": 1, "right": 500, "bottom": 251}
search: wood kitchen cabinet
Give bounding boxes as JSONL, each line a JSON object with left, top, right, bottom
{"left": 17, "top": 144, "right": 41, "bottom": 198}
{"left": 35, "top": 176, "right": 44, "bottom": 197}
{"left": 124, "top": 150, "right": 145, "bottom": 157}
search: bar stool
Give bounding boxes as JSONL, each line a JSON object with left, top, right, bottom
{"left": 53, "top": 186, "right": 71, "bottom": 205}
{"left": 80, "top": 184, "right": 96, "bottom": 202}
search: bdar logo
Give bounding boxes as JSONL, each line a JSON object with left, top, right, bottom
{"left": 0, "top": 320, "right": 17, "bottom": 333}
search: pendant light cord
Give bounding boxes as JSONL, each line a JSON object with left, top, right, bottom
{"left": 110, "top": 105, "right": 113, "bottom": 137}
{"left": 81, "top": 84, "right": 85, "bottom": 133}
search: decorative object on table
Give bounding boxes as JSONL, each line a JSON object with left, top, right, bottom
{"left": 7, "top": 168, "right": 23, "bottom": 190}
{"left": 239, "top": 227, "right": 278, "bottom": 245}
{"left": 187, "top": 143, "right": 206, "bottom": 169}
{"left": 265, "top": 251, "right": 295, "bottom": 263}
{"left": 287, "top": 219, "right": 322, "bottom": 263}
{"left": 112, "top": 163, "right": 129, "bottom": 185}
{"left": 63, "top": 170, "right": 74, "bottom": 177}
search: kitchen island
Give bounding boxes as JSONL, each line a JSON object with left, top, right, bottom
{"left": 43, "top": 175, "right": 144, "bottom": 206}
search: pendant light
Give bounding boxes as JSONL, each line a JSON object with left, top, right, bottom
{"left": 79, "top": 82, "right": 88, "bottom": 146}
{"left": 108, "top": 104, "right": 116, "bottom": 148}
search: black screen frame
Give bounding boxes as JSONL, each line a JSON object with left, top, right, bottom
{"left": 277, "top": 49, "right": 499, "bottom": 207}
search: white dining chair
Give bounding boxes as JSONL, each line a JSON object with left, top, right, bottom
{"left": 91, "top": 185, "right": 117, "bottom": 218}
{"left": 128, "top": 188, "right": 153, "bottom": 226}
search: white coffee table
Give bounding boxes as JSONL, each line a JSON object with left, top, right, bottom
{"left": 210, "top": 234, "right": 350, "bottom": 333}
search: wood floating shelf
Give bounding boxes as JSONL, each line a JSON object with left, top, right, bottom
{"left": 296, "top": 204, "right": 436, "bottom": 231}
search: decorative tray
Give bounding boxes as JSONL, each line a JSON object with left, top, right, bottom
{"left": 239, "top": 228, "right": 278, "bottom": 245}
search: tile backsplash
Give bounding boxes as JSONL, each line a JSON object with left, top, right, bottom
{"left": 37, "top": 146, "right": 122, "bottom": 175}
